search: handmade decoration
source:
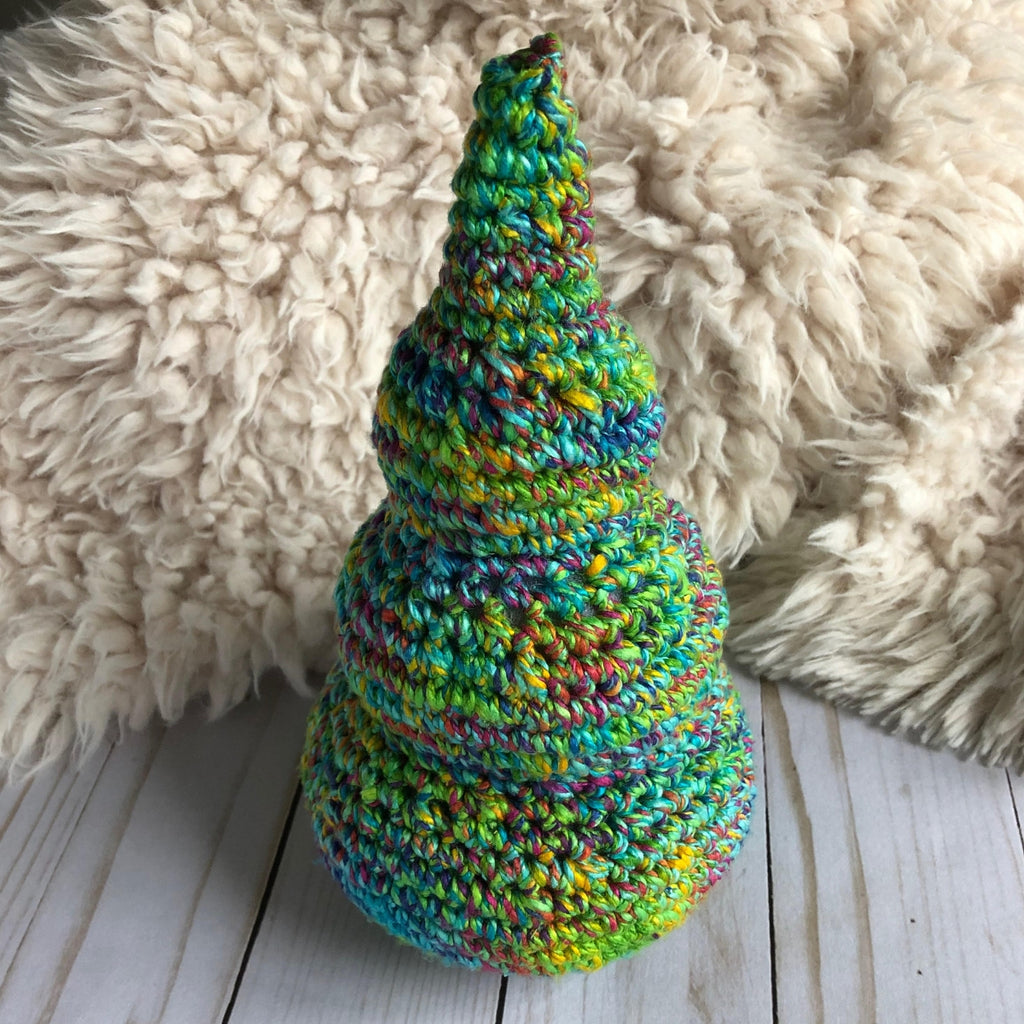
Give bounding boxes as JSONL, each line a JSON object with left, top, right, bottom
{"left": 301, "top": 33, "right": 756, "bottom": 975}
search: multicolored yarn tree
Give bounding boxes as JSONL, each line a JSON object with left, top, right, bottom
{"left": 301, "top": 33, "right": 756, "bottom": 976}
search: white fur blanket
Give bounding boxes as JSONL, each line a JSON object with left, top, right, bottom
{"left": 2, "top": 0, "right": 1024, "bottom": 771}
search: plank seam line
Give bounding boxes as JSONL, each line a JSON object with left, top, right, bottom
{"left": 493, "top": 974, "right": 508, "bottom": 1024}
{"left": 1006, "top": 770, "right": 1024, "bottom": 859}
{"left": 221, "top": 781, "right": 302, "bottom": 1024}
{"left": 760, "top": 678, "right": 779, "bottom": 1024}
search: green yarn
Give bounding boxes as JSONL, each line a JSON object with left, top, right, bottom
{"left": 301, "top": 32, "right": 756, "bottom": 976}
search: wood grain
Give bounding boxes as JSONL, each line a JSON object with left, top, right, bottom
{"left": 501, "top": 662, "right": 772, "bottom": 1024}
{"left": 0, "top": 679, "right": 309, "bottom": 1024}
{"left": 225, "top": 814, "right": 502, "bottom": 1024}
{"left": 763, "top": 679, "right": 1024, "bottom": 1024}
{"left": 0, "top": 741, "right": 112, "bottom": 984}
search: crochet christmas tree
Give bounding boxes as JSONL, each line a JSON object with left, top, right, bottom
{"left": 301, "top": 33, "right": 755, "bottom": 976}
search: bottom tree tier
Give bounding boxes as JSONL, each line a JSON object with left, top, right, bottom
{"left": 302, "top": 658, "right": 755, "bottom": 975}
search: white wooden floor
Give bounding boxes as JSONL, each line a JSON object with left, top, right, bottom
{"left": 1, "top": 662, "right": 1022, "bottom": 1024}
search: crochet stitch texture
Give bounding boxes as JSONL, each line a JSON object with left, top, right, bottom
{"left": 301, "top": 34, "right": 756, "bottom": 975}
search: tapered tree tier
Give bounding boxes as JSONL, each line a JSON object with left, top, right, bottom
{"left": 369, "top": 32, "right": 663, "bottom": 548}
{"left": 318, "top": 488, "right": 726, "bottom": 776}
{"left": 302, "top": 657, "right": 754, "bottom": 976}
{"left": 372, "top": 293, "right": 664, "bottom": 547}
{"left": 301, "top": 485, "right": 755, "bottom": 974}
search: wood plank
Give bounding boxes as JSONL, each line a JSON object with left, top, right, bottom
{"left": 0, "top": 741, "right": 113, "bottom": 982}
{"left": 764, "top": 678, "right": 1024, "bottom": 1024}
{"left": 225, "top": 808, "right": 502, "bottom": 1024}
{"left": 502, "top": 662, "right": 771, "bottom": 1024}
{"left": 0, "top": 678, "right": 309, "bottom": 1024}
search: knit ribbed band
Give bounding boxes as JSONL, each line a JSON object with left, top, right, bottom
{"left": 301, "top": 33, "right": 756, "bottom": 976}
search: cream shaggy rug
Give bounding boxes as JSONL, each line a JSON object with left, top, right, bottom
{"left": 2, "top": 0, "right": 1024, "bottom": 772}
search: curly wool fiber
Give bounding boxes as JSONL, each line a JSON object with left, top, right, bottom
{"left": 301, "top": 35, "right": 755, "bottom": 975}
{"left": 3, "top": 0, "right": 1024, "bottom": 777}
